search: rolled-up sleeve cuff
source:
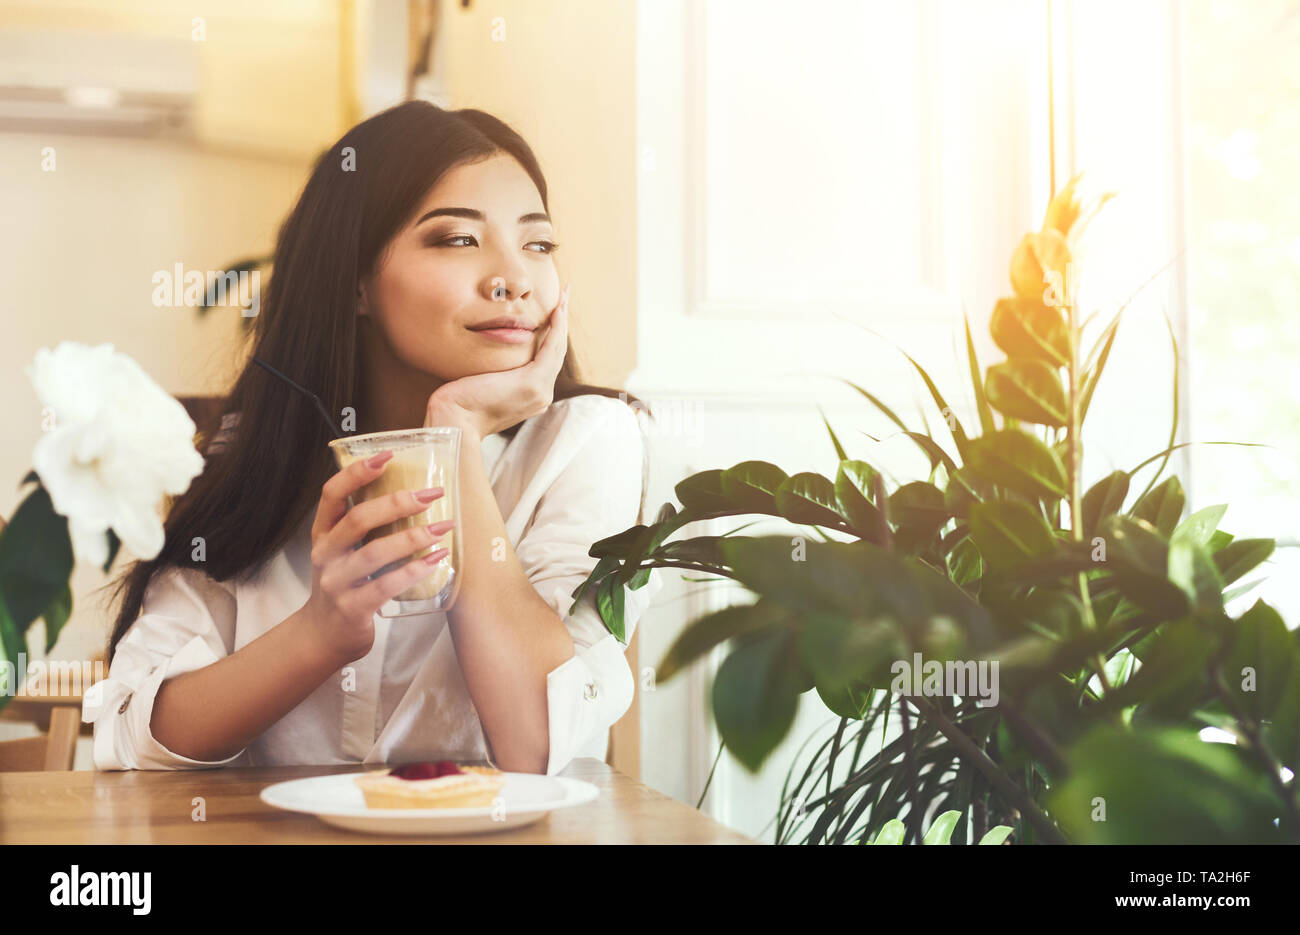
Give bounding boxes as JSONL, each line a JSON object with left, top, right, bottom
{"left": 83, "top": 634, "right": 247, "bottom": 771}
{"left": 543, "top": 633, "right": 635, "bottom": 776}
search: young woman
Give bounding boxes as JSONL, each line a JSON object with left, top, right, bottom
{"left": 86, "top": 101, "right": 660, "bottom": 776}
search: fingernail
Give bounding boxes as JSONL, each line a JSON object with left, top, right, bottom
{"left": 424, "top": 548, "right": 450, "bottom": 565}
{"left": 414, "top": 486, "right": 443, "bottom": 502}
{"left": 367, "top": 450, "right": 394, "bottom": 468}
{"left": 426, "top": 519, "right": 454, "bottom": 535}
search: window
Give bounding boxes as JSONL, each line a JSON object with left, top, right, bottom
{"left": 1183, "top": 0, "right": 1300, "bottom": 622}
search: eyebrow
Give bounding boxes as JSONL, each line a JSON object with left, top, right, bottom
{"left": 415, "top": 207, "right": 551, "bottom": 226}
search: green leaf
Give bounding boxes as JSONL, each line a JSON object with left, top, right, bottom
{"left": 798, "top": 610, "right": 909, "bottom": 693}
{"left": 839, "top": 378, "right": 913, "bottom": 436}
{"left": 819, "top": 407, "right": 848, "bottom": 462}
{"left": 1131, "top": 476, "right": 1185, "bottom": 537}
{"left": 814, "top": 677, "right": 875, "bottom": 720}
{"left": 0, "top": 484, "right": 76, "bottom": 636}
{"left": 616, "top": 521, "right": 678, "bottom": 585}
{"left": 1222, "top": 600, "right": 1300, "bottom": 770}
{"left": 1171, "top": 503, "right": 1227, "bottom": 548}
{"left": 0, "top": 591, "right": 23, "bottom": 695}
{"left": 999, "top": 586, "right": 1083, "bottom": 639}
{"left": 968, "top": 500, "right": 1057, "bottom": 574}
{"left": 1102, "top": 621, "right": 1214, "bottom": 722}
{"left": 835, "top": 460, "right": 887, "bottom": 542}
{"left": 656, "top": 600, "right": 792, "bottom": 683}
{"left": 901, "top": 432, "right": 958, "bottom": 475}
{"left": 888, "top": 482, "right": 949, "bottom": 538}
{"left": 569, "top": 555, "right": 620, "bottom": 610}
{"left": 1214, "top": 539, "right": 1274, "bottom": 587}
{"left": 719, "top": 461, "right": 791, "bottom": 515}
{"left": 103, "top": 529, "right": 122, "bottom": 574}
{"left": 870, "top": 819, "right": 906, "bottom": 845}
{"left": 1078, "top": 310, "right": 1121, "bottom": 424}
{"left": 1167, "top": 505, "right": 1228, "bottom": 612}
{"left": 674, "top": 469, "right": 729, "bottom": 514}
{"left": 985, "top": 358, "right": 1068, "bottom": 427}
{"left": 1128, "top": 312, "right": 1183, "bottom": 510}
{"left": 712, "top": 628, "right": 810, "bottom": 773}
{"left": 843, "top": 377, "right": 958, "bottom": 475}
{"left": 978, "top": 825, "right": 1014, "bottom": 845}
{"left": 656, "top": 536, "right": 726, "bottom": 568}
{"left": 921, "top": 809, "right": 962, "bottom": 844}
{"left": 1080, "top": 470, "right": 1129, "bottom": 538}
{"left": 774, "top": 472, "right": 845, "bottom": 527}
{"left": 947, "top": 537, "right": 983, "bottom": 589}
{"left": 1127, "top": 441, "right": 1271, "bottom": 479}
{"left": 596, "top": 573, "right": 627, "bottom": 643}
{"left": 1096, "top": 514, "right": 1191, "bottom": 617}
{"left": 990, "top": 297, "right": 1069, "bottom": 366}
{"left": 721, "top": 537, "right": 926, "bottom": 624}
{"left": 964, "top": 429, "right": 1069, "bottom": 502}
{"left": 1207, "top": 529, "right": 1235, "bottom": 553}
{"left": 903, "top": 352, "right": 970, "bottom": 460}
{"left": 943, "top": 467, "right": 991, "bottom": 519}
{"left": 964, "top": 313, "right": 996, "bottom": 436}
{"left": 1166, "top": 538, "right": 1224, "bottom": 613}
{"left": 1047, "top": 725, "right": 1285, "bottom": 844}
{"left": 589, "top": 526, "right": 649, "bottom": 559}
{"left": 41, "top": 584, "right": 73, "bottom": 654}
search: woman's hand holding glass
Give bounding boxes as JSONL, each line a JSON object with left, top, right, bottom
{"left": 301, "top": 450, "right": 452, "bottom": 662}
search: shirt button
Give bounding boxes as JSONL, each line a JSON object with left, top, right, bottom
{"left": 583, "top": 681, "right": 598, "bottom": 701}
{"left": 118, "top": 694, "right": 132, "bottom": 714}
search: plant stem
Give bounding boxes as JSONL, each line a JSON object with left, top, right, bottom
{"left": 695, "top": 738, "right": 725, "bottom": 811}
{"left": 907, "top": 694, "right": 1070, "bottom": 844}
{"left": 999, "top": 694, "right": 1069, "bottom": 778}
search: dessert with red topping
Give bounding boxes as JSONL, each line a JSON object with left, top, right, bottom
{"left": 354, "top": 760, "right": 506, "bottom": 809}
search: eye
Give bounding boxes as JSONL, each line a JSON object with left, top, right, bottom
{"left": 431, "top": 235, "right": 558, "bottom": 255}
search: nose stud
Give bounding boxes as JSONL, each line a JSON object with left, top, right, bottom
{"left": 490, "top": 277, "right": 508, "bottom": 301}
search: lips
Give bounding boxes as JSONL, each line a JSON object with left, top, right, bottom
{"left": 468, "top": 316, "right": 536, "bottom": 331}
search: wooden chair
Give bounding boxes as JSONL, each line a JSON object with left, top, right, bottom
{"left": 177, "top": 394, "right": 229, "bottom": 453}
{"left": 0, "top": 707, "right": 81, "bottom": 771}
{"left": 0, "top": 660, "right": 93, "bottom": 771}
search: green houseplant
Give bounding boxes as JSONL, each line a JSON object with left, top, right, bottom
{"left": 571, "top": 175, "right": 1298, "bottom": 845}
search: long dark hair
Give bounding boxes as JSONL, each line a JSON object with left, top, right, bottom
{"left": 103, "top": 100, "right": 650, "bottom": 664}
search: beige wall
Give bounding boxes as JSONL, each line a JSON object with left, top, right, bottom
{"left": 0, "top": 2, "right": 336, "bottom": 684}
{"left": 434, "top": 0, "right": 638, "bottom": 390}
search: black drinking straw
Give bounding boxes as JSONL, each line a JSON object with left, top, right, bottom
{"left": 251, "top": 356, "right": 344, "bottom": 441}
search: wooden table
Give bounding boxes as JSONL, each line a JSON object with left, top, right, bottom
{"left": 0, "top": 757, "right": 760, "bottom": 844}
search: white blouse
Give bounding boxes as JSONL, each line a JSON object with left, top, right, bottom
{"left": 81, "top": 394, "right": 661, "bottom": 776}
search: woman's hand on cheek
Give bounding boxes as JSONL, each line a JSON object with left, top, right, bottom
{"left": 424, "top": 283, "right": 570, "bottom": 439}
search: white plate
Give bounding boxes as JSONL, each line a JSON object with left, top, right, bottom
{"left": 259, "top": 771, "right": 599, "bottom": 836}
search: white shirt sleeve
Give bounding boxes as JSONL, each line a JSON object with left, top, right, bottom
{"left": 82, "top": 565, "right": 248, "bottom": 770}
{"left": 509, "top": 397, "right": 663, "bottom": 776}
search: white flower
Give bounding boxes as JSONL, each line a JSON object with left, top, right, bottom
{"left": 25, "top": 342, "right": 205, "bottom": 568}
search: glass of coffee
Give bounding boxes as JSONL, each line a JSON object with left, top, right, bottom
{"left": 328, "top": 427, "right": 462, "bottom": 617}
